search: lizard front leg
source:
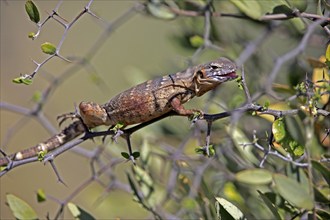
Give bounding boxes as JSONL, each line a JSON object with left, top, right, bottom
{"left": 170, "top": 97, "right": 203, "bottom": 119}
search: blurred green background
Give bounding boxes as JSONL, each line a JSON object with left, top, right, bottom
{"left": 0, "top": 1, "right": 327, "bottom": 219}
{"left": 1, "top": 1, "right": 224, "bottom": 218}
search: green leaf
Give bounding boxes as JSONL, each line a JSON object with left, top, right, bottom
{"left": 272, "top": 117, "right": 304, "bottom": 157}
{"left": 208, "top": 145, "right": 215, "bottom": 156}
{"left": 195, "top": 145, "right": 215, "bottom": 156}
{"left": 230, "top": 0, "right": 262, "bottom": 20}
{"left": 285, "top": 116, "right": 305, "bottom": 145}
{"left": 272, "top": 118, "right": 286, "bottom": 143}
{"left": 12, "top": 76, "right": 33, "bottom": 85}
{"left": 223, "top": 183, "right": 244, "bottom": 204}
{"left": 215, "top": 197, "right": 246, "bottom": 220}
{"left": 312, "top": 160, "right": 330, "bottom": 186}
{"left": 121, "top": 152, "right": 130, "bottom": 159}
{"left": 25, "top": 0, "right": 40, "bottom": 23}
{"left": 182, "top": 198, "right": 198, "bottom": 210}
{"left": 290, "top": 0, "right": 308, "bottom": 12}
{"left": 126, "top": 172, "right": 143, "bottom": 202}
{"left": 263, "top": 100, "right": 270, "bottom": 109}
{"left": 132, "top": 151, "right": 140, "bottom": 159}
{"left": 227, "top": 126, "right": 259, "bottom": 164}
{"left": 236, "top": 169, "right": 273, "bottom": 185}
{"left": 257, "top": 190, "right": 282, "bottom": 220}
{"left": 6, "top": 194, "right": 38, "bottom": 220}
{"left": 288, "top": 139, "right": 304, "bottom": 156}
{"left": 325, "top": 60, "right": 330, "bottom": 69}
{"left": 195, "top": 146, "right": 205, "bottom": 154}
{"left": 272, "top": 4, "right": 293, "bottom": 16}
{"left": 316, "top": 208, "right": 330, "bottom": 219}
{"left": 36, "top": 189, "right": 46, "bottom": 203}
{"left": 313, "top": 186, "right": 330, "bottom": 203}
{"left": 41, "top": 42, "right": 56, "bottom": 55}
{"left": 67, "top": 202, "right": 96, "bottom": 220}
{"left": 147, "top": 1, "right": 176, "bottom": 20}
{"left": 273, "top": 174, "right": 314, "bottom": 210}
{"left": 133, "top": 166, "right": 153, "bottom": 188}
{"left": 132, "top": 166, "right": 155, "bottom": 202}
{"left": 110, "top": 122, "right": 125, "bottom": 132}
{"left": 326, "top": 44, "right": 330, "bottom": 61}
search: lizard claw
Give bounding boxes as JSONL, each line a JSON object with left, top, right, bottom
{"left": 57, "top": 112, "right": 78, "bottom": 126}
{"left": 57, "top": 104, "right": 81, "bottom": 126}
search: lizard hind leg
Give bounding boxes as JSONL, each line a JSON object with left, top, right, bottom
{"left": 170, "top": 97, "right": 204, "bottom": 120}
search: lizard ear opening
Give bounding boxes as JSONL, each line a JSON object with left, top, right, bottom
{"left": 196, "top": 70, "right": 205, "bottom": 78}
{"left": 194, "top": 70, "right": 204, "bottom": 93}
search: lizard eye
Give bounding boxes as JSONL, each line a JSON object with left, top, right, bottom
{"left": 210, "top": 64, "right": 220, "bottom": 69}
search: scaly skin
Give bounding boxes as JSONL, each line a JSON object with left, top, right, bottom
{"left": 0, "top": 58, "right": 237, "bottom": 167}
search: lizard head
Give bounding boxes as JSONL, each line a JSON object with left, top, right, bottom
{"left": 193, "top": 57, "right": 238, "bottom": 96}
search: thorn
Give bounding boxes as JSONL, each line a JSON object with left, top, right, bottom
{"left": 0, "top": 148, "right": 7, "bottom": 157}
{"left": 124, "top": 134, "right": 136, "bottom": 165}
{"left": 48, "top": 160, "right": 67, "bottom": 186}
{"left": 43, "top": 153, "right": 54, "bottom": 164}
{"left": 53, "top": 11, "right": 68, "bottom": 23}
{"left": 87, "top": 10, "right": 102, "bottom": 20}
{"left": 31, "top": 59, "right": 39, "bottom": 65}
{"left": 102, "top": 125, "right": 115, "bottom": 143}
{"left": 0, "top": 149, "right": 12, "bottom": 169}
{"left": 203, "top": 145, "right": 210, "bottom": 157}
{"left": 57, "top": 54, "right": 72, "bottom": 63}
{"left": 204, "top": 120, "right": 213, "bottom": 157}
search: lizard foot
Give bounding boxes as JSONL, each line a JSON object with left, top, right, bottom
{"left": 189, "top": 110, "right": 204, "bottom": 124}
{"left": 57, "top": 103, "right": 81, "bottom": 126}
{"left": 57, "top": 112, "right": 79, "bottom": 126}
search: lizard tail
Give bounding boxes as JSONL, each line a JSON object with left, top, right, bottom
{"left": 0, "top": 121, "right": 85, "bottom": 167}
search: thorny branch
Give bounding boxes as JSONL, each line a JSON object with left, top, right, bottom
{"left": 1, "top": 0, "right": 329, "bottom": 219}
{"left": 168, "top": 4, "right": 330, "bottom": 23}
{"left": 1, "top": 97, "right": 329, "bottom": 176}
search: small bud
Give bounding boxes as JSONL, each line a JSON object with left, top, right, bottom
{"left": 12, "top": 75, "right": 33, "bottom": 85}
{"left": 189, "top": 35, "right": 204, "bottom": 48}
{"left": 28, "top": 32, "right": 36, "bottom": 39}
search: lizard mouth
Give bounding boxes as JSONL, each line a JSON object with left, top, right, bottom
{"left": 212, "top": 71, "right": 238, "bottom": 82}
